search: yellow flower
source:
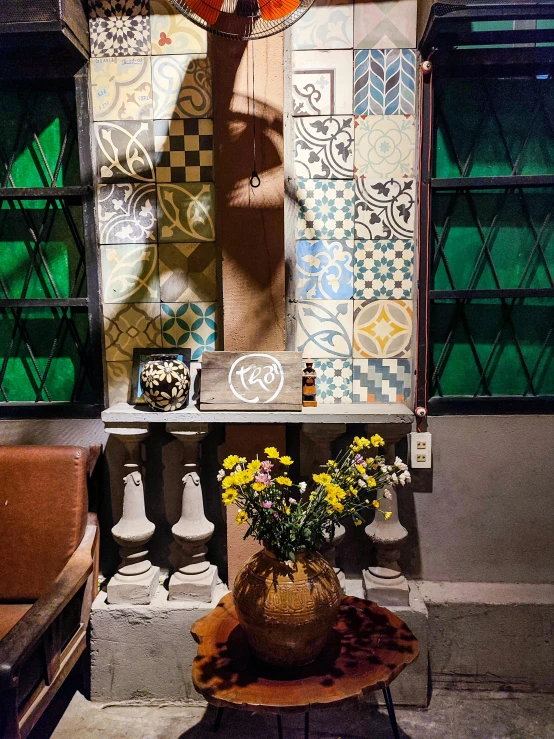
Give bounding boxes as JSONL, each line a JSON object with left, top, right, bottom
{"left": 265, "top": 446, "right": 280, "bottom": 459}
{"left": 313, "top": 472, "right": 332, "bottom": 486}
{"left": 221, "top": 476, "right": 234, "bottom": 490}
{"left": 325, "top": 483, "right": 347, "bottom": 499}
{"left": 365, "top": 457, "right": 374, "bottom": 465}
{"left": 333, "top": 501, "right": 345, "bottom": 513}
{"left": 327, "top": 460, "right": 337, "bottom": 468}
{"left": 355, "top": 464, "right": 366, "bottom": 475}
{"left": 383, "top": 511, "right": 392, "bottom": 520}
{"left": 284, "top": 506, "right": 291, "bottom": 515}
{"left": 279, "top": 455, "right": 293, "bottom": 466}
{"left": 223, "top": 454, "right": 241, "bottom": 470}
{"left": 232, "top": 470, "right": 254, "bottom": 486}
{"left": 252, "top": 482, "right": 266, "bottom": 492}
{"left": 371, "top": 434, "right": 385, "bottom": 448}
{"left": 247, "top": 459, "right": 262, "bottom": 473}
{"left": 276, "top": 476, "right": 292, "bottom": 486}
{"left": 351, "top": 436, "right": 371, "bottom": 452}
{"left": 367, "top": 476, "right": 377, "bottom": 488}
{"left": 372, "top": 500, "right": 380, "bottom": 509}
{"left": 349, "top": 485, "right": 358, "bottom": 496}
{"left": 354, "top": 518, "right": 363, "bottom": 526}
{"left": 222, "top": 489, "right": 239, "bottom": 505}
{"left": 236, "top": 509, "right": 248, "bottom": 524}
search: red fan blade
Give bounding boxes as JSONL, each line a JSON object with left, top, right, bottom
{"left": 259, "top": 0, "right": 300, "bottom": 20}
{"left": 184, "top": 0, "right": 224, "bottom": 26}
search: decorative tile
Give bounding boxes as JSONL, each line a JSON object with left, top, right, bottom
{"left": 296, "top": 179, "right": 355, "bottom": 240}
{"left": 107, "top": 360, "right": 132, "bottom": 406}
{"left": 97, "top": 183, "right": 157, "bottom": 244}
{"left": 94, "top": 121, "right": 154, "bottom": 182}
{"left": 354, "top": 0, "right": 417, "bottom": 49}
{"left": 292, "top": 50, "right": 353, "bottom": 116}
{"left": 101, "top": 244, "right": 159, "bottom": 303}
{"left": 295, "top": 116, "right": 354, "bottom": 179}
{"left": 89, "top": 0, "right": 148, "bottom": 17}
{"left": 354, "top": 115, "right": 415, "bottom": 179}
{"left": 151, "top": 0, "right": 208, "bottom": 54}
{"left": 161, "top": 302, "right": 217, "bottom": 359}
{"left": 314, "top": 358, "right": 353, "bottom": 404}
{"left": 154, "top": 119, "right": 213, "bottom": 182}
{"left": 91, "top": 57, "right": 153, "bottom": 121}
{"left": 90, "top": 15, "right": 150, "bottom": 57}
{"left": 103, "top": 302, "right": 162, "bottom": 361}
{"left": 292, "top": 0, "right": 353, "bottom": 50}
{"left": 296, "top": 300, "right": 353, "bottom": 358}
{"left": 157, "top": 183, "right": 215, "bottom": 242}
{"left": 353, "top": 359, "right": 412, "bottom": 404}
{"left": 296, "top": 239, "right": 354, "bottom": 300}
{"left": 152, "top": 55, "right": 212, "bottom": 119}
{"left": 354, "top": 49, "right": 416, "bottom": 116}
{"left": 159, "top": 242, "right": 217, "bottom": 302}
{"left": 354, "top": 178, "right": 415, "bottom": 240}
{"left": 353, "top": 299, "right": 412, "bottom": 358}
{"left": 354, "top": 239, "right": 414, "bottom": 299}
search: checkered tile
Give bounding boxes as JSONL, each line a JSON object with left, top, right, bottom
{"left": 352, "top": 359, "right": 412, "bottom": 404}
{"left": 154, "top": 119, "right": 213, "bottom": 182}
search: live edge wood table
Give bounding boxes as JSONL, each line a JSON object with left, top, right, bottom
{"left": 191, "top": 594, "right": 419, "bottom": 739}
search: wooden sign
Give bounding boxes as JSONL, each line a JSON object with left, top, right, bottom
{"left": 200, "top": 351, "right": 303, "bottom": 411}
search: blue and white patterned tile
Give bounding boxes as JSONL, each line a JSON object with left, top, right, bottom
{"left": 352, "top": 359, "right": 412, "bottom": 404}
{"left": 354, "top": 239, "right": 414, "bottom": 299}
{"left": 295, "top": 116, "right": 354, "bottom": 179}
{"left": 354, "top": 178, "right": 415, "bottom": 240}
{"left": 296, "top": 299, "right": 353, "bottom": 359}
{"left": 152, "top": 54, "right": 212, "bottom": 119}
{"left": 354, "top": 115, "right": 415, "bottom": 180}
{"left": 292, "top": 0, "right": 353, "bottom": 50}
{"left": 296, "top": 239, "right": 354, "bottom": 300}
{"left": 161, "top": 302, "right": 218, "bottom": 359}
{"left": 314, "top": 358, "right": 353, "bottom": 404}
{"left": 296, "top": 179, "right": 355, "bottom": 240}
{"left": 292, "top": 50, "right": 353, "bottom": 116}
{"left": 91, "top": 57, "right": 153, "bottom": 121}
{"left": 354, "top": 0, "right": 417, "bottom": 49}
{"left": 354, "top": 49, "right": 416, "bottom": 115}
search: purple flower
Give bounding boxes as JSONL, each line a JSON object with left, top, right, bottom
{"left": 354, "top": 454, "right": 364, "bottom": 465}
{"left": 260, "top": 460, "right": 273, "bottom": 472}
{"left": 273, "top": 512, "right": 279, "bottom": 518}
{"left": 255, "top": 473, "right": 272, "bottom": 485}
{"left": 262, "top": 501, "right": 273, "bottom": 509}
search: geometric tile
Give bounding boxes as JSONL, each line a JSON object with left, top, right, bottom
{"left": 354, "top": 49, "right": 416, "bottom": 116}
{"left": 295, "top": 116, "right": 354, "bottom": 179}
{"left": 154, "top": 119, "right": 213, "bottom": 182}
{"left": 94, "top": 121, "right": 155, "bottom": 182}
{"left": 353, "top": 239, "right": 414, "bottom": 300}
{"left": 97, "top": 183, "right": 157, "bottom": 244}
{"left": 157, "top": 183, "right": 215, "bottom": 242}
{"left": 159, "top": 242, "right": 217, "bottom": 302}
{"left": 297, "top": 179, "right": 355, "bottom": 240}
{"left": 89, "top": 15, "right": 150, "bottom": 58}
{"left": 314, "top": 358, "right": 353, "bottom": 404}
{"left": 161, "top": 302, "right": 218, "bottom": 359}
{"left": 292, "top": 0, "right": 353, "bottom": 50}
{"left": 296, "top": 239, "right": 354, "bottom": 300}
{"left": 354, "top": 178, "right": 415, "bottom": 241}
{"left": 354, "top": 115, "right": 415, "bottom": 179}
{"left": 352, "top": 359, "right": 412, "bottom": 404}
{"left": 90, "top": 57, "right": 153, "bottom": 121}
{"left": 296, "top": 299, "right": 353, "bottom": 358}
{"left": 354, "top": 0, "right": 417, "bottom": 49}
{"left": 101, "top": 244, "right": 160, "bottom": 303}
{"left": 151, "top": 0, "right": 208, "bottom": 54}
{"left": 152, "top": 54, "right": 212, "bottom": 119}
{"left": 292, "top": 50, "right": 353, "bottom": 116}
{"left": 88, "top": 0, "right": 148, "bottom": 18}
{"left": 103, "top": 302, "right": 162, "bottom": 361}
{"left": 353, "top": 299, "right": 413, "bottom": 358}
{"left": 107, "top": 360, "right": 132, "bottom": 406}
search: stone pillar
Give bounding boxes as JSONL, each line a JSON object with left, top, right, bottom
{"left": 107, "top": 427, "right": 159, "bottom": 605}
{"left": 167, "top": 424, "right": 218, "bottom": 601}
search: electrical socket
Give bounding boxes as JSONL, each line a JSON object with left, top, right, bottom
{"left": 410, "top": 432, "right": 432, "bottom": 468}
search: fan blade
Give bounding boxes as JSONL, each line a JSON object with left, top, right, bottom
{"left": 259, "top": 0, "right": 299, "bottom": 20}
{"left": 184, "top": 0, "right": 224, "bottom": 25}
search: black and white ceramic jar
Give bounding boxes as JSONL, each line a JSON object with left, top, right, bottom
{"left": 140, "top": 355, "right": 190, "bottom": 412}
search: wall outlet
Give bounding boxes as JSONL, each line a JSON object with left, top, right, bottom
{"left": 410, "top": 432, "right": 432, "bottom": 468}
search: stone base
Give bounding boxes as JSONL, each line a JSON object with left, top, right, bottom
{"left": 107, "top": 566, "right": 160, "bottom": 605}
{"left": 168, "top": 564, "right": 218, "bottom": 602}
{"left": 362, "top": 567, "right": 410, "bottom": 607}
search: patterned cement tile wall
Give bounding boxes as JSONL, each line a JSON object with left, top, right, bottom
{"left": 290, "top": 0, "right": 417, "bottom": 405}
{"left": 89, "top": 0, "right": 218, "bottom": 406}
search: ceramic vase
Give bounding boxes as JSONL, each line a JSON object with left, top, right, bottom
{"left": 140, "top": 355, "right": 190, "bottom": 412}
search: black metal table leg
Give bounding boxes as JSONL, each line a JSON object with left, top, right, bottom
{"left": 277, "top": 714, "right": 283, "bottom": 739}
{"left": 213, "top": 707, "right": 224, "bottom": 732}
{"left": 304, "top": 711, "right": 309, "bottom": 739}
{"left": 382, "top": 686, "right": 401, "bottom": 739}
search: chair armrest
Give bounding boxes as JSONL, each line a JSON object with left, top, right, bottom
{"left": 0, "top": 513, "right": 98, "bottom": 691}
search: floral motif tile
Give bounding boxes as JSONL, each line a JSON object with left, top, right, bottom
{"left": 151, "top": 0, "right": 208, "bottom": 54}
{"left": 90, "top": 57, "right": 153, "bottom": 121}
{"left": 97, "top": 183, "right": 157, "bottom": 244}
{"left": 103, "top": 302, "right": 162, "bottom": 361}
{"left": 296, "top": 239, "right": 353, "bottom": 300}
{"left": 354, "top": 115, "right": 415, "bottom": 180}
{"left": 89, "top": 0, "right": 148, "bottom": 17}
{"left": 354, "top": 239, "right": 414, "bottom": 300}
{"left": 352, "top": 359, "right": 412, "bottom": 404}
{"left": 296, "top": 179, "right": 355, "bottom": 240}
{"left": 353, "top": 299, "right": 412, "bottom": 358}
{"left": 161, "top": 302, "right": 217, "bottom": 359}
{"left": 90, "top": 15, "right": 150, "bottom": 57}
{"left": 354, "top": 49, "right": 416, "bottom": 116}
{"left": 101, "top": 244, "right": 159, "bottom": 303}
{"left": 296, "top": 299, "right": 353, "bottom": 359}
{"left": 157, "top": 183, "right": 215, "bottom": 242}
{"left": 314, "top": 359, "right": 352, "bottom": 404}
{"left": 292, "top": 0, "right": 353, "bottom": 50}
{"left": 152, "top": 54, "right": 212, "bottom": 119}
{"left": 154, "top": 119, "right": 213, "bottom": 182}
{"left": 159, "top": 242, "right": 217, "bottom": 302}
{"left": 354, "top": 178, "right": 415, "bottom": 241}
{"left": 295, "top": 116, "right": 354, "bottom": 179}
{"left": 354, "top": 0, "right": 417, "bottom": 49}
{"left": 292, "top": 50, "right": 353, "bottom": 116}
{"left": 94, "top": 121, "right": 154, "bottom": 183}
{"left": 107, "top": 360, "right": 132, "bottom": 405}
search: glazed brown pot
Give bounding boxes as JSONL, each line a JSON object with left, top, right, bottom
{"left": 233, "top": 548, "right": 342, "bottom": 667}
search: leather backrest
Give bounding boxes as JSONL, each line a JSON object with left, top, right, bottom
{"left": 0, "top": 446, "right": 89, "bottom": 601}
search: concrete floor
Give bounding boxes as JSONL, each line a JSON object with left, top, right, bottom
{"left": 44, "top": 690, "right": 554, "bottom": 739}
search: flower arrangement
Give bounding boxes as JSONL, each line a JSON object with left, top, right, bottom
{"left": 218, "top": 435, "right": 410, "bottom": 562}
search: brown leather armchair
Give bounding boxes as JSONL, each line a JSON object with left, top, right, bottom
{"left": 0, "top": 446, "right": 100, "bottom": 739}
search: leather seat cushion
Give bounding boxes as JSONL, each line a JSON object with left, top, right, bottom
{"left": 0, "top": 604, "right": 33, "bottom": 640}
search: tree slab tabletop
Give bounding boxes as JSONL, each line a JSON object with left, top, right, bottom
{"left": 191, "top": 594, "right": 419, "bottom": 713}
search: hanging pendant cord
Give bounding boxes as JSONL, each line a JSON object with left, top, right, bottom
{"left": 250, "top": 41, "right": 260, "bottom": 188}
